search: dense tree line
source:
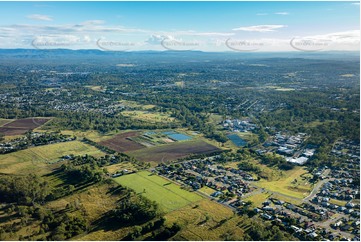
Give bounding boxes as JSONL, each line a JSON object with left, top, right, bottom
{"left": 112, "top": 193, "right": 159, "bottom": 224}
{"left": 0, "top": 174, "right": 51, "bottom": 205}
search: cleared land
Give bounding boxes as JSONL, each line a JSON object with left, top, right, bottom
{"left": 0, "top": 117, "right": 51, "bottom": 135}
{"left": 330, "top": 198, "right": 347, "bottom": 207}
{"left": 118, "top": 100, "right": 156, "bottom": 110}
{"left": 114, "top": 171, "right": 203, "bottom": 212}
{"left": 198, "top": 186, "right": 217, "bottom": 196}
{"left": 0, "top": 118, "right": 14, "bottom": 126}
{"left": 105, "top": 162, "right": 137, "bottom": 174}
{"left": 257, "top": 166, "right": 313, "bottom": 199}
{"left": 122, "top": 110, "right": 175, "bottom": 123}
{"left": 99, "top": 131, "right": 145, "bottom": 152}
{"left": 243, "top": 192, "right": 272, "bottom": 208}
{"left": 0, "top": 141, "right": 105, "bottom": 174}
{"left": 164, "top": 199, "right": 249, "bottom": 241}
{"left": 60, "top": 130, "right": 118, "bottom": 142}
{"left": 127, "top": 140, "right": 221, "bottom": 162}
{"left": 85, "top": 85, "right": 104, "bottom": 91}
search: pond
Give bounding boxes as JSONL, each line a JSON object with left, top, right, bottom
{"left": 227, "top": 134, "right": 247, "bottom": 147}
{"left": 167, "top": 133, "right": 192, "bottom": 141}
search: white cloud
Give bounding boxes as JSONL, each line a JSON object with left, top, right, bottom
{"left": 145, "top": 35, "right": 175, "bottom": 45}
{"left": 232, "top": 25, "right": 287, "bottom": 32}
{"left": 27, "top": 14, "right": 53, "bottom": 21}
{"left": 31, "top": 34, "right": 90, "bottom": 49}
{"left": 274, "top": 12, "right": 289, "bottom": 15}
{"left": 0, "top": 19, "right": 358, "bottom": 52}
{"left": 256, "top": 13, "right": 268, "bottom": 16}
{"left": 289, "top": 30, "right": 360, "bottom": 52}
{"left": 83, "top": 35, "right": 91, "bottom": 43}
{"left": 351, "top": 3, "right": 360, "bottom": 6}
{"left": 304, "top": 30, "right": 360, "bottom": 43}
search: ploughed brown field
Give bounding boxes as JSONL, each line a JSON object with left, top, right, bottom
{"left": 0, "top": 118, "right": 51, "bottom": 135}
{"left": 98, "top": 131, "right": 145, "bottom": 152}
{"left": 127, "top": 140, "right": 222, "bottom": 162}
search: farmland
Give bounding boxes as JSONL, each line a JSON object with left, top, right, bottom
{"left": 114, "top": 171, "right": 203, "bottom": 212}
{"left": 98, "top": 131, "right": 145, "bottom": 152}
{"left": 127, "top": 140, "right": 222, "bottom": 162}
{"left": 0, "top": 141, "right": 105, "bottom": 174}
{"left": 0, "top": 117, "right": 51, "bottom": 135}
{"left": 0, "top": 39, "right": 359, "bottom": 241}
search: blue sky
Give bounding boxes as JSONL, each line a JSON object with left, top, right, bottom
{"left": 0, "top": 1, "right": 359, "bottom": 51}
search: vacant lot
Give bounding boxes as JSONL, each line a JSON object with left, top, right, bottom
{"left": 105, "top": 162, "right": 137, "bottom": 174}
{"left": 122, "top": 110, "right": 175, "bottom": 123}
{"left": 118, "top": 100, "right": 156, "bottom": 110}
{"left": 0, "top": 141, "right": 105, "bottom": 174}
{"left": 114, "top": 171, "right": 202, "bottom": 212}
{"left": 0, "top": 117, "right": 51, "bottom": 135}
{"left": 61, "top": 130, "right": 117, "bottom": 142}
{"left": 198, "top": 186, "right": 216, "bottom": 196}
{"left": 99, "top": 131, "right": 145, "bottom": 152}
{"left": 243, "top": 192, "right": 272, "bottom": 208}
{"left": 127, "top": 140, "right": 221, "bottom": 162}
{"left": 257, "top": 166, "right": 313, "bottom": 199}
{"left": 164, "top": 199, "right": 248, "bottom": 240}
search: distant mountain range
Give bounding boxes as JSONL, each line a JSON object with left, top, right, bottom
{"left": 0, "top": 49, "right": 358, "bottom": 61}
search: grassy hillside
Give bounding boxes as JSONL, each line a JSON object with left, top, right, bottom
{"left": 0, "top": 141, "right": 105, "bottom": 174}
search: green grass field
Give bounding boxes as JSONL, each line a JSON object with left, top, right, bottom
{"left": 114, "top": 171, "right": 203, "bottom": 212}
{"left": 0, "top": 141, "right": 105, "bottom": 174}
{"left": 198, "top": 186, "right": 216, "bottom": 196}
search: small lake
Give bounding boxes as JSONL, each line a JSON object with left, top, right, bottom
{"left": 227, "top": 134, "right": 247, "bottom": 147}
{"left": 167, "top": 133, "right": 192, "bottom": 141}
{"left": 161, "top": 131, "right": 192, "bottom": 141}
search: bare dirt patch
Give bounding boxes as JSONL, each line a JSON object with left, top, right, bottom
{"left": 98, "top": 131, "right": 145, "bottom": 152}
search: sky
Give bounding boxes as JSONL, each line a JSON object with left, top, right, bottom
{"left": 0, "top": 1, "right": 359, "bottom": 52}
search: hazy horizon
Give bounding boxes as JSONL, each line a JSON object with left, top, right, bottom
{"left": 0, "top": 1, "right": 359, "bottom": 52}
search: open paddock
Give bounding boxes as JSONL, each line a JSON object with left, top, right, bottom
{"left": 0, "top": 117, "right": 51, "bottom": 135}
{"left": 127, "top": 140, "right": 222, "bottom": 162}
{"left": 98, "top": 131, "right": 145, "bottom": 152}
{"left": 114, "top": 171, "right": 203, "bottom": 212}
